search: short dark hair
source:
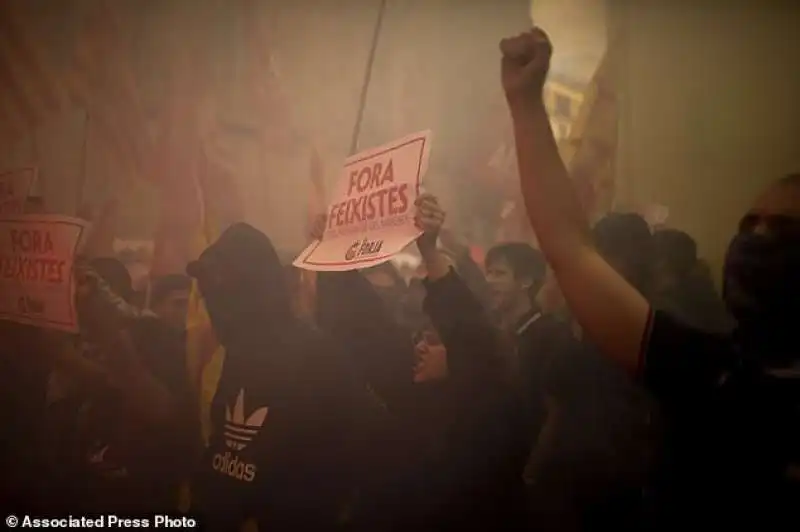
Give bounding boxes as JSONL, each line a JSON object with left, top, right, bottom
{"left": 485, "top": 242, "right": 547, "bottom": 297}
{"left": 592, "top": 213, "right": 653, "bottom": 292}
{"left": 150, "top": 274, "right": 192, "bottom": 307}
{"left": 652, "top": 229, "right": 697, "bottom": 277}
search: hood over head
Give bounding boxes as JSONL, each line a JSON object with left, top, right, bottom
{"left": 187, "top": 223, "right": 291, "bottom": 346}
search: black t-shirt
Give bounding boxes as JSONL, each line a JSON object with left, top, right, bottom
{"left": 641, "top": 310, "right": 800, "bottom": 528}
{"left": 541, "top": 339, "right": 659, "bottom": 497}
{"left": 516, "top": 312, "right": 581, "bottom": 438}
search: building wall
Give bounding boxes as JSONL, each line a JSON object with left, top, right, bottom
{"left": 611, "top": 0, "right": 800, "bottom": 279}
{"left": 544, "top": 78, "right": 585, "bottom": 141}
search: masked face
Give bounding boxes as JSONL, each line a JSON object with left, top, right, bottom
{"left": 723, "top": 182, "right": 800, "bottom": 337}
{"left": 723, "top": 227, "right": 800, "bottom": 323}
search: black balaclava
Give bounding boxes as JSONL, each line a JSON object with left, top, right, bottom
{"left": 723, "top": 230, "right": 800, "bottom": 365}
{"left": 187, "top": 223, "right": 291, "bottom": 348}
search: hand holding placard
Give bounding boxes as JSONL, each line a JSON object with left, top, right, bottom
{"left": 414, "top": 193, "right": 446, "bottom": 252}
{"left": 294, "top": 130, "right": 431, "bottom": 272}
{"left": 0, "top": 215, "right": 89, "bottom": 333}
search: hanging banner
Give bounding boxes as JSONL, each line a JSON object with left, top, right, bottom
{"left": 0, "top": 167, "right": 37, "bottom": 215}
{"left": 294, "top": 130, "right": 431, "bottom": 272}
{"left": 0, "top": 215, "right": 89, "bottom": 332}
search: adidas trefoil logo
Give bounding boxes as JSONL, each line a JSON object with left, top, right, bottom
{"left": 224, "top": 389, "right": 268, "bottom": 451}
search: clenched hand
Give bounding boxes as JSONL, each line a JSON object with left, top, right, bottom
{"left": 500, "top": 27, "right": 553, "bottom": 111}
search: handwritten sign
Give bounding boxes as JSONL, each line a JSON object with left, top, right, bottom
{"left": 294, "top": 130, "right": 431, "bottom": 271}
{"left": 0, "top": 215, "right": 89, "bottom": 332}
{"left": 0, "top": 167, "right": 36, "bottom": 215}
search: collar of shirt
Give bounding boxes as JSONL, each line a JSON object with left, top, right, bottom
{"left": 515, "top": 309, "right": 544, "bottom": 337}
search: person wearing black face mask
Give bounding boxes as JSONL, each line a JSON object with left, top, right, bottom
{"left": 500, "top": 27, "right": 799, "bottom": 531}
{"left": 723, "top": 188, "right": 800, "bottom": 366}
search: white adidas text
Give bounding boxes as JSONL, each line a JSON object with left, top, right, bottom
{"left": 212, "top": 451, "right": 257, "bottom": 482}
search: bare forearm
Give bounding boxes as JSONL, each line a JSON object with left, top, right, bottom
{"left": 509, "top": 102, "right": 648, "bottom": 374}
{"left": 510, "top": 102, "right": 591, "bottom": 269}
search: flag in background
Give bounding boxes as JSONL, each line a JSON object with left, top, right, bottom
{"left": 240, "top": 0, "right": 321, "bottom": 319}
{"left": 561, "top": 48, "right": 618, "bottom": 222}
{"left": 143, "top": 1, "right": 224, "bottom": 434}
{"left": 184, "top": 154, "right": 225, "bottom": 442}
{"left": 536, "top": 48, "right": 618, "bottom": 318}
{"left": 295, "top": 148, "right": 327, "bottom": 319}
{"left": 176, "top": 150, "right": 225, "bottom": 513}
{"left": 64, "top": 0, "right": 150, "bottom": 186}
{"left": 0, "top": 1, "right": 68, "bottom": 142}
{"left": 240, "top": 0, "right": 297, "bottom": 151}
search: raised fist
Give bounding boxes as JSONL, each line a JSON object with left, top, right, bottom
{"left": 414, "top": 193, "right": 446, "bottom": 249}
{"left": 500, "top": 27, "right": 553, "bottom": 109}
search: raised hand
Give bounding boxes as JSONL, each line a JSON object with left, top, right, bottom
{"left": 414, "top": 193, "right": 446, "bottom": 251}
{"left": 500, "top": 27, "right": 553, "bottom": 110}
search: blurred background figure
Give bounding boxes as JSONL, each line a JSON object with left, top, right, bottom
{"left": 651, "top": 229, "right": 733, "bottom": 334}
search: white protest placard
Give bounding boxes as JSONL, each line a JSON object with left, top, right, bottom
{"left": 294, "top": 130, "right": 431, "bottom": 271}
{"left": 0, "top": 215, "right": 89, "bottom": 333}
{"left": 0, "top": 167, "right": 36, "bottom": 215}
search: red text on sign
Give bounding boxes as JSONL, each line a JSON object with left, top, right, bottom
{"left": 10, "top": 229, "right": 55, "bottom": 255}
{"left": 328, "top": 159, "right": 409, "bottom": 230}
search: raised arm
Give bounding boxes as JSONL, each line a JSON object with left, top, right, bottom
{"left": 500, "top": 28, "right": 649, "bottom": 375}
{"left": 439, "top": 228, "right": 492, "bottom": 306}
{"left": 415, "top": 195, "right": 499, "bottom": 381}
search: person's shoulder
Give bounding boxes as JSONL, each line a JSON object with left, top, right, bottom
{"left": 641, "top": 309, "right": 735, "bottom": 400}
{"left": 646, "top": 309, "right": 732, "bottom": 358}
{"left": 526, "top": 313, "right": 579, "bottom": 350}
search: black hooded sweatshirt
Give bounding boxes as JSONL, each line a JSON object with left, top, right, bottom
{"left": 317, "top": 268, "right": 530, "bottom": 532}
{"left": 188, "top": 224, "right": 374, "bottom": 532}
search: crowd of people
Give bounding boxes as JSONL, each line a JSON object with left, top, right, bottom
{"left": 1, "top": 25, "right": 798, "bottom": 531}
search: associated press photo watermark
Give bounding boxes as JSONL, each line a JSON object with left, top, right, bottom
{"left": 5, "top": 514, "right": 198, "bottom": 528}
